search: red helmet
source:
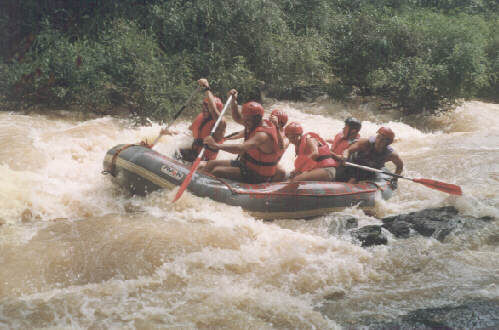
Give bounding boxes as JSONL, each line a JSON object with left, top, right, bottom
{"left": 242, "top": 102, "right": 264, "bottom": 117}
{"left": 377, "top": 126, "right": 395, "bottom": 142}
{"left": 203, "top": 97, "right": 223, "bottom": 111}
{"left": 285, "top": 122, "right": 303, "bottom": 136}
{"left": 271, "top": 109, "right": 288, "bottom": 127}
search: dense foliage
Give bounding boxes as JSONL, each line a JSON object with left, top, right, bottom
{"left": 0, "top": 0, "right": 497, "bottom": 118}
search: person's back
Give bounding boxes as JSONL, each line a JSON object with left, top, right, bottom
{"left": 161, "top": 78, "right": 226, "bottom": 162}
{"left": 188, "top": 95, "right": 225, "bottom": 161}
{"left": 285, "top": 122, "right": 343, "bottom": 182}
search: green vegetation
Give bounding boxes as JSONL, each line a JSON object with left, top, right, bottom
{"left": 0, "top": 0, "right": 497, "bottom": 119}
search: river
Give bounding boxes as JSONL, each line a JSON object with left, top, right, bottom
{"left": 0, "top": 100, "right": 497, "bottom": 328}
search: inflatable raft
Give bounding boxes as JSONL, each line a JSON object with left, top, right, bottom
{"left": 103, "top": 144, "right": 395, "bottom": 219}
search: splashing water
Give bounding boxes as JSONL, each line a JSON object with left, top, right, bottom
{"left": 0, "top": 101, "right": 497, "bottom": 328}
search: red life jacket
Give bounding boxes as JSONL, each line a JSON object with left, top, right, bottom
{"left": 330, "top": 132, "right": 360, "bottom": 155}
{"left": 294, "top": 132, "right": 337, "bottom": 173}
{"left": 190, "top": 113, "right": 224, "bottom": 161}
{"left": 241, "top": 119, "right": 280, "bottom": 178}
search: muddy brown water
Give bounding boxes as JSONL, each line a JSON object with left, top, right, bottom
{"left": 0, "top": 101, "right": 497, "bottom": 328}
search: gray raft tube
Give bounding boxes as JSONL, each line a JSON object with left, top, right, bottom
{"left": 103, "top": 144, "right": 395, "bottom": 219}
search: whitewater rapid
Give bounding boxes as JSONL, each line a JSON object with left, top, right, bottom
{"left": 0, "top": 101, "right": 497, "bottom": 328}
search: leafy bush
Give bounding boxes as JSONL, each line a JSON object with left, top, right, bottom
{"left": 1, "top": 0, "right": 498, "bottom": 116}
{"left": 367, "top": 11, "right": 490, "bottom": 112}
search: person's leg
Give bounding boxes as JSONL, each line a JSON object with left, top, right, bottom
{"left": 270, "top": 164, "right": 287, "bottom": 182}
{"left": 291, "top": 168, "right": 332, "bottom": 182}
{"left": 179, "top": 148, "right": 196, "bottom": 162}
{"left": 202, "top": 160, "right": 231, "bottom": 173}
{"left": 211, "top": 166, "right": 244, "bottom": 181}
{"left": 332, "top": 166, "right": 347, "bottom": 182}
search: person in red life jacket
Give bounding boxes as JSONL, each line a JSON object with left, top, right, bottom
{"left": 341, "top": 126, "right": 403, "bottom": 185}
{"left": 326, "top": 117, "right": 362, "bottom": 182}
{"left": 202, "top": 89, "right": 281, "bottom": 184}
{"left": 327, "top": 117, "right": 362, "bottom": 155}
{"left": 160, "top": 78, "right": 226, "bottom": 162}
{"left": 268, "top": 109, "right": 290, "bottom": 181}
{"left": 285, "top": 122, "right": 344, "bottom": 182}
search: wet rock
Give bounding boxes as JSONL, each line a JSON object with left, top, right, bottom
{"left": 351, "top": 225, "right": 387, "bottom": 247}
{"left": 381, "top": 206, "right": 495, "bottom": 241}
{"left": 0, "top": 218, "right": 5, "bottom": 226}
{"left": 353, "top": 299, "right": 499, "bottom": 329}
{"left": 345, "top": 217, "right": 358, "bottom": 230}
{"left": 385, "top": 220, "right": 411, "bottom": 238}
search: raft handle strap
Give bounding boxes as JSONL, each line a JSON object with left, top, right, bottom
{"left": 106, "top": 144, "right": 136, "bottom": 177}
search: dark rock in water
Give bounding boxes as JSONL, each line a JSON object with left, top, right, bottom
{"left": 353, "top": 299, "right": 499, "bottom": 329}
{"left": 351, "top": 225, "right": 387, "bottom": 247}
{"left": 387, "top": 220, "right": 411, "bottom": 238}
{"left": 348, "top": 206, "right": 496, "bottom": 247}
{"left": 345, "top": 217, "right": 358, "bottom": 230}
{"left": 381, "top": 206, "right": 495, "bottom": 241}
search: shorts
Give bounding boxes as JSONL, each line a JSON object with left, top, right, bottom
{"left": 230, "top": 160, "right": 272, "bottom": 184}
{"left": 322, "top": 166, "right": 337, "bottom": 181}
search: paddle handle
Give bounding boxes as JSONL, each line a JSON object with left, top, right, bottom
{"left": 172, "top": 95, "right": 233, "bottom": 203}
{"left": 345, "top": 161, "right": 404, "bottom": 179}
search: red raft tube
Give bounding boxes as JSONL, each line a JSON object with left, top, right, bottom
{"left": 103, "top": 144, "right": 395, "bottom": 220}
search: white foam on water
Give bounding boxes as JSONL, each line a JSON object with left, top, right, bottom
{"left": 1, "top": 101, "right": 498, "bottom": 328}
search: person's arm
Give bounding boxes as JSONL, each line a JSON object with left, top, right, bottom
{"left": 329, "top": 134, "right": 340, "bottom": 152}
{"left": 269, "top": 117, "right": 286, "bottom": 151}
{"left": 204, "top": 131, "right": 267, "bottom": 155}
{"left": 212, "top": 120, "right": 227, "bottom": 142}
{"left": 198, "top": 79, "right": 221, "bottom": 119}
{"left": 160, "top": 127, "right": 180, "bottom": 136}
{"left": 228, "top": 89, "right": 243, "bottom": 125}
{"left": 387, "top": 152, "right": 403, "bottom": 175}
{"left": 342, "top": 138, "right": 368, "bottom": 161}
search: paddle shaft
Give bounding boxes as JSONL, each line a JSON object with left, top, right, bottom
{"left": 172, "top": 94, "right": 233, "bottom": 202}
{"left": 151, "top": 86, "right": 201, "bottom": 147}
{"left": 345, "top": 162, "right": 404, "bottom": 179}
{"left": 345, "top": 161, "right": 462, "bottom": 195}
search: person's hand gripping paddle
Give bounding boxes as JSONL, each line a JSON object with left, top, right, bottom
{"left": 172, "top": 95, "right": 233, "bottom": 202}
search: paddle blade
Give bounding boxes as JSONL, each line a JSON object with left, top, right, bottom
{"left": 412, "top": 178, "right": 462, "bottom": 196}
{"left": 172, "top": 156, "right": 202, "bottom": 203}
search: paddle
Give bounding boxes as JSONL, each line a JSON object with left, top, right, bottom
{"left": 224, "top": 130, "right": 242, "bottom": 139}
{"left": 149, "top": 86, "right": 201, "bottom": 148}
{"left": 172, "top": 94, "right": 233, "bottom": 203}
{"left": 345, "top": 161, "right": 462, "bottom": 196}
